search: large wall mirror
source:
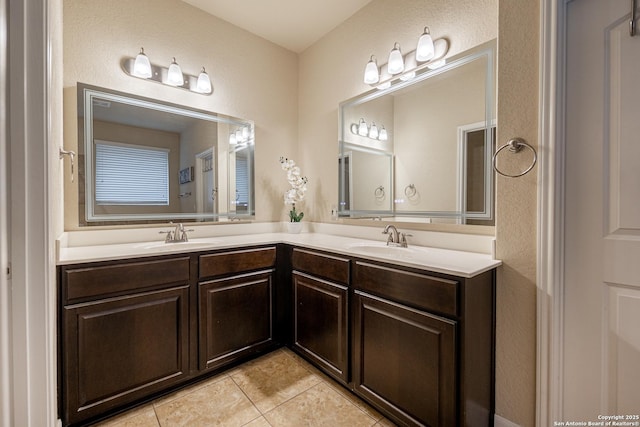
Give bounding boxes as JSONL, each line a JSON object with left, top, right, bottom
{"left": 339, "top": 40, "right": 496, "bottom": 225}
{"left": 78, "top": 83, "right": 254, "bottom": 225}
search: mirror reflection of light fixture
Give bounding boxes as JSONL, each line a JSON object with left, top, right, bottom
{"left": 357, "top": 118, "right": 368, "bottom": 136}
{"left": 369, "top": 122, "right": 379, "bottom": 139}
{"left": 363, "top": 26, "right": 449, "bottom": 89}
{"left": 378, "top": 126, "right": 388, "bottom": 141}
{"left": 133, "top": 47, "right": 152, "bottom": 78}
{"left": 122, "top": 47, "right": 213, "bottom": 95}
{"left": 166, "top": 57, "right": 184, "bottom": 86}
{"left": 229, "top": 126, "right": 253, "bottom": 145}
{"left": 387, "top": 42, "right": 404, "bottom": 75}
{"left": 350, "top": 119, "right": 388, "bottom": 141}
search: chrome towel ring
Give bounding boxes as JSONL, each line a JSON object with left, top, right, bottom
{"left": 374, "top": 186, "right": 385, "bottom": 199}
{"left": 492, "top": 137, "right": 537, "bottom": 178}
{"left": 404, "top": 184, "right": 417, "bottom": 197}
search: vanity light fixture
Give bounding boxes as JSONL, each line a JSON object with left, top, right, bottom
{"left": 122, "top": 47, "right": 213, "bottom": 95}
{"left": 133, "top": 48, "right": 152, "bottom": 78}
{"left": 387, "top": 43, "right": 404, "bottom": 75}
{"left": 166, "top": 57, "right": 184, "bottom": 86}
{"left": 363, "top": 55, "right": 380, "bottom": 85}
{"left": 415, "top": 27, "right": 435, "bottom": 61}
{"left": 363, "top": 26, "right": 449, "bottom": 89}
{"left": 196, "top": 67, "right": 212, "bottom": 93}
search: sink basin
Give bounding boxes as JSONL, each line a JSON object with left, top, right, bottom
{"left": 346, "top": 243, "right": 419, "bottom": 259}
{"left": 133, "top": 240, "right": 218, "bottom": 251}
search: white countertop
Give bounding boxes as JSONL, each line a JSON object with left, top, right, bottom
{"left": 57, "top": 231, "right": 501, "bottom": 278}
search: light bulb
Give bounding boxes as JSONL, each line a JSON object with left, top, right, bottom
{"left": 369, "top": 122, "right": 379, "bottom": 139}
{"left": 387, "top": 42, "right": 404, "bottom": 75}
{"left": 133, "top": 47, "right": 152, "bottom": 78}
{"left": 363, "top": 55, "right": 379, "bottom": 84}
{"left": 416, "top": 27, "right": 435, "bottom": 62}
{"left": 166, "top": 57, "right": 184, "bottom": 86}
{"left": 378, "top": 126, "right": 388, "bottom": 141}
{"left": 196, "top": 67, "right": 212, "bottom": 93}
{"left": 358, "top": 118, "right": 368, "bottom": 136}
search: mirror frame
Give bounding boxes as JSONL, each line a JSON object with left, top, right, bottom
{"left": 338, "top": 40, "right": 496, "bottom": 223}
{"left": 78, "top": 83, "right": 255, "bottom": 224}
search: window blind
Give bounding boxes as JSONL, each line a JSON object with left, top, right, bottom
{"left": 95, "top": 140, "right": 169, "bottom": 205}
{"left": 235, "top": 157, "right": 249, "bottom": 207}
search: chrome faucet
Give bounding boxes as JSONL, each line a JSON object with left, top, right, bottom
{"left": 159, "top": 223, "right": 193, "bottom": 243}
{"left": 382, "top": 225, "right": 400, "bottom": 246}
{"left": 382, "top": 225, "right": 412, "bottom": 248}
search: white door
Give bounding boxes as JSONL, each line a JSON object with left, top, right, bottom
{"left": 564, "top": 0, "right": 640, "bottom": 418}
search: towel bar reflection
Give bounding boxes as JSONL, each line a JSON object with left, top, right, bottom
{"left": 59, "top": 148, "right": 76, "bottom": 183}
{"left": 492, "top": 138, "right": 537, "bottom": 178}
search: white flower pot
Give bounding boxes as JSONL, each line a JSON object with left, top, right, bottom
{"left": 286, "top": 222, "right": 303, "bottom": 234}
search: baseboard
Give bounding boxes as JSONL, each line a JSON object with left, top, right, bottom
{"left": 494, "top": 414, "right": 521, "bottom": 427}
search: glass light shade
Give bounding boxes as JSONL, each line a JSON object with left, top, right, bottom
{"left": 387, "top": 43, "right": 404, "bottom": 75}
{"left": 427, "top": 59, "right": 446, "bottom": 69}
{"left": 229, "top": 132, "right": 237, "bottom": 145}
{"left": 133, "top": 48, "right": 152, "bottom": 78}
{"left": 235, "top": 129, "right": 243, "bottom": 142}
{"left": 358, "top": 118, "right": 368, "bottom": 136}
{"left": 400, "top": 71, "right": 416, "bottom": 81}
{"left": 166, "top": 58, "right": 184, "bottom": 86}
{"left": 363, "top": 56, "right": 379, "bottom": 84}
{"left": 242, "top": 126, "right": 250, "bottom": 140}
{"left": 196, "top": 67, "right": 212, "bottom": 93}
{"left": 378, "top": 126, "right": 388, "bottom": 141}
{"left": 416, "top": 27, "right": 435, "bottom": 62}
{"left": 369, "top": 122, "right": 379, "bottom": 139}
{"left": 350, "top": 123, "right": 358, "bottom": 134}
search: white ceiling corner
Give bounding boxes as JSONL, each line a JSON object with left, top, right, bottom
{"left": 181, "top": 0, "right": 373, "bottom": 53}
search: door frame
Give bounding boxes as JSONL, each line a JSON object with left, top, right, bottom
{"left": 537, "top": 0, "right": 568, "bottom": 425}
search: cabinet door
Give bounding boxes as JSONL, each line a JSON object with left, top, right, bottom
{"left": 293, "top": 272, "right": 349, "bottom": 383}
{"left": 62, "top": 285, "right": 190, "bottom": 425}
{"left": 199, "top": 270, "right": 273, "bottom": 370}
{"left": 353, "top": 291, "right": 457, "bottom": 427}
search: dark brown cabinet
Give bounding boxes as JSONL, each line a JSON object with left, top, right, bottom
{"left": 353, "top": 291, "right": 456, "bottom": 426}
{"left": 291, "top": 249, "right": 350, "bottom": 384}
{"left": 352, "top": 260, "right": 495, "bottom": 427}
{"left": 58, "top": 243, "right": 495, "bottom": 427}
{"left": 197, "top": 247, "right": 277, "bottom": 371}
{"left": 199, "top": 270, "right": 274, "bottom": 370}
{"left": 59, "top": 257, "right": 192, "bottom": 425}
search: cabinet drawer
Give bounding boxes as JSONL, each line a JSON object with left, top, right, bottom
{"left": 354, "top": 261, "right": 459, "bottom": 317}
{"left": 63, "top": 257, "right": 191, "bottom": 303}
{"left": 292, "top": 248, "right": 350, "bottom": 285}
{"left": 199, "top": 247, "right": 276, "bottom": 279}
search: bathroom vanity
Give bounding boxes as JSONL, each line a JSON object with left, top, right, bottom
{"left": 57, "top": 233, "right": 499, "bottom": 426}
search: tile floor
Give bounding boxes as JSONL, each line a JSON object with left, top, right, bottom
{"left": 94, "top": 348, "right": 397, "bottom": 427}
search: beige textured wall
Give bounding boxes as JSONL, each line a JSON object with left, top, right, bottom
{"left": 495, "top": 1, "right": 539, "bottom": 425}
{"left": 299, "top": 0, "right": 538, "bottom": 425}
{"left": 62, "top": 0, "right": 298, "bottom": 228}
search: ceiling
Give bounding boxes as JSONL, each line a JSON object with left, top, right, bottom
{"left": 181, "top": 0, "right": 373, "bottom": 53}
